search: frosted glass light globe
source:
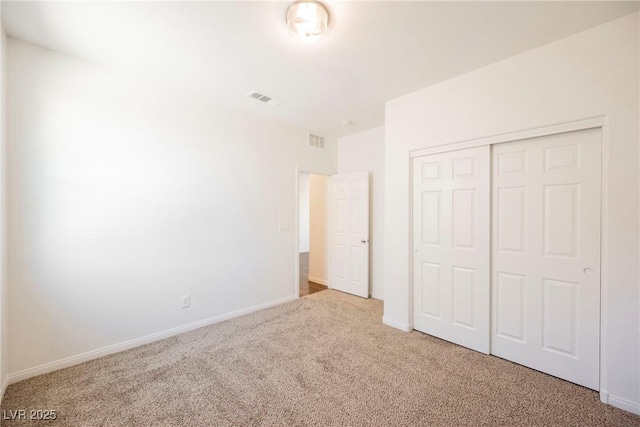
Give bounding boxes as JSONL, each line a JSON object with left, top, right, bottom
{"left": 286, "top": 1, "right": 329, "bottom": 43}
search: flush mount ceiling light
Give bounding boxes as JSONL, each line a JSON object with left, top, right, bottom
{"left": 286, "top": 0, "right": 329, "bottom": 43}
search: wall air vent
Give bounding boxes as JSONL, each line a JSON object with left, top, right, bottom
{"left": 308, "top": 133, "right": 325, "bottom": 149}
{"left": 246, "top": 91, "right": 283, "bottom": 106}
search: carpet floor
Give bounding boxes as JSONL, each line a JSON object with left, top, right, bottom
{"left": 1, "top": 290, "right": 638, "bottom": 426}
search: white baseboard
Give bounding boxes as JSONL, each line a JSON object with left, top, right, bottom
{"left": 371, "top": 293, "right": 384, "bottom": 301}
{"left": 0, "top": 375, "right": 8, "bottom": 405}
{"left": 601, "top": 390, "right": 640, "bottom": 415}
{"left": 382, "top": 316, "right": 412, "bottom": 332}
{"left": 7, "top": 294, "right": 297, "bottom": 385}
{"left": 307, "top": 275, "right": 326, "bottom": 286}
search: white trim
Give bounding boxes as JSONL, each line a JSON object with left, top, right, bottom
{"left": 7, "top": 294, "right": 296, "bottom": 385}
{"left": 307, "top": 275, "right": 327, "bottom": 286}
{"left": 600, "top": 390, "right": 640, "bottom": 415}
{"left": 407, "top": 150, "right": 414, "bottom": 332}
{"left": 0, "top": 375, "right": 8, "bottom": 405}
{"left": 294, "top": 167, "right": 301, "bottom": 299}
{"left": 410, "top": 116, "right": 606, "bottom": 158}
{"left": 295, "top": 167, "right": 332, "bottom": 298}
{"left": 326, "top": 174, "right": 333, "bottom": 290}
{"left": 371, "top": 293, "right": 384, "bottom": 301}
{"left": 599, "top": 118, "right": 610, "bottom": 397}
{"left": 382, "top": 316, "right": 412, "bottom": 332}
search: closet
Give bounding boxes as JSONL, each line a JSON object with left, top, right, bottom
{"left": 412, "top": 127, "right": 602, "bottom": 390}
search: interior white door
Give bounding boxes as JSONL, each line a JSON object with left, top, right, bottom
{"left": 491, "top": 128, "right": 601, "bottom": 390}
{"left": 412, "top": 146, "right": 490, "bottom": 353}
{"left": 330, "top": 171, "right": 369, "bottom": 298}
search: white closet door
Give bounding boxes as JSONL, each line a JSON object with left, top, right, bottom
{"left": 412, "top": 146, "right": 490, "bottom": 353}
{"left": 491, "top": 128, "right": 601, "bottom": 390}
{"left": 330, "top": 171, "right": 370, "bottom": 298}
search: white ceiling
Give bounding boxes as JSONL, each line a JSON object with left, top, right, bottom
{"left": 3, "top": 1, "right": 639, "bottom": 138}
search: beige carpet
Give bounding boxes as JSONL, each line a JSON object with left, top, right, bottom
{"left": 2, "top": 290, "right": 638, "bottom": 426}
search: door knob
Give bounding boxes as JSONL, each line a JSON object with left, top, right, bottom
{"left": 361, "top": 239, "right": 368, "bottom": 244}
{"left": 583, "top": 268, "right": 594, "bottom": 276}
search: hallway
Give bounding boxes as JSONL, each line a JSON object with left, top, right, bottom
{"left": 299, "top": 252, "right": 327, "bottom": 297}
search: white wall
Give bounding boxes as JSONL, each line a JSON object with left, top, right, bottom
{"left": 308, "top": 174, "right": 328, "bottom": 285}
{"left": 298, "top": 173, "right": 310, "bottom": 253}
{"left": 0, "top": 14, "right": 7, "bottom": 400}
{"left": 384, "top": 13, "right": 639, "bottom": 412}
{"left": 7, "top": 39, "right": 337, "bottom": 378}
{"left": 338, "top": 126, "right": 385, "bottom": 299}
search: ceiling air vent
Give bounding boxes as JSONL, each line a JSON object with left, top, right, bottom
{"left": 308, "top": 133, "right": 325, "bottom": 149}
{"left": 246, "top": 91, "right": 283, "bottom": 106}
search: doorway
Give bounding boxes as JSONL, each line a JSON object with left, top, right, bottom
{"left": 298, "top": 172, "right": 329, "bottom": 297}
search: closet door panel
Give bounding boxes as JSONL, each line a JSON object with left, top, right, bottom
{"left": 412, "top": 146, "right": 490, "bottom": 354}
{"left": 491, "top": 128, "right": 601, "bottom": 390}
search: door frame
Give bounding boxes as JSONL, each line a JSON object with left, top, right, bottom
{"left": 294, "top": 167, "right": 332, "bottom": 299}
{"left": 408, "top": 115, "right": 610, "bottom": 402}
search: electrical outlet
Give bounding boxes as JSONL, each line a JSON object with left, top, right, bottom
{"left": 181, "top": 295, "right": 190, "bottom": 308}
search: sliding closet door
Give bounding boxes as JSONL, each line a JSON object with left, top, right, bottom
{"left": 491, "top": 128, "right": 601, "bottom": 390}
{"left": 412, "top": 146, "right": 490, "bottom": 354}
